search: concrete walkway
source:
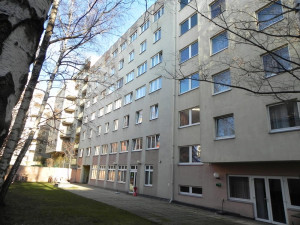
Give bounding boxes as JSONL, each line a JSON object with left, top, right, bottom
{"left": 61, "top": 184, "right": 266, "bottom": 225}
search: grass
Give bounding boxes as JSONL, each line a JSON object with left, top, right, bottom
{"left": 0, "top": 182, "right": 155, "bottom": 225}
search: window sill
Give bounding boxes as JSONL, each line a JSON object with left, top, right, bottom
{"left": 107, "top": 180, "right": 114, "bottom": 182}
{"left": 269, "top": 127, "right": 300, "bottom": 134}
{"left": 123, "top": 126, "right": 129, "bottom": 129}
{"left": 97, "top": 179, "right": 105, "bottom": 181}
{"left": 109, "top": 152, "right": 117, "bottom": 155}
{"left": 149, "top": 88, "right": 161, "bottom": 95}
{"left": 124, "top": 102, "right": 132, "bottom": 106}
{"left": 119, "top": 151, "right": 128, "bottom": 154}
{"left": 139, "top": 50, "right": 146, "bottom": 55}
{"left": 211, "top": 47, "right": 228, "bottom": 57}
{"left": 150, "top": 117, "right": 158, "bottom": 121}
{"left": 153, "top": 39, "right": 160, "bottom": 44}
{"left": 132, "top": 149, "right": 142, "bottom": 152}
{"left": 180, "top": 54, "right": 198, "bottom": 64}
{"left": 228, "top": 197, "right": 252, "bottom": 204}
{"left": 118, "top": 181, "right": 126, "bottom": 184}
{"left": 179, "top": 123, "right": 200, "bottom": 129}
{"left": 137, "top": 72, "right": 146, "bottom": 77}
{"left": 215, "top": 135, "right": 235, "bottom": 141}
{"left": 146, "top": 148, "right": 159, "bottom": 151}
{"left": 178, "top": 163, "right": 203, "bottom": 166}
{"left": 258, "top": 18, "right": 284, "bottom": 31}
{"left": 112, "top": 130, "right": 118, "bottom": 132}
{"left": 144, "top": 184, "right": 153, "bottom": 187}
{"left": 151, "top": 61, "right": 162, "bottom": 69}
{"left": 287, "top": 206, "right": 300, "bottom": 212}
{"left": 179, "top": 192, "right": 202, "bottom": 198}
{"left": 135, "top": 96, "right": 145, "bottom": 101}
{"left": 179, "top": 86, "right": 199, "bottom": 96}
{"left": 100, "top": 153, "right": 107, "bottom": 156}
{"left": 135, "top": 122, "right": 142, "bottom": 125}
{"left": 212, "top": 88, "right": 231, "bottom": 96}
{"left": 125, "top": 80, "right": 133, "bottom": 85}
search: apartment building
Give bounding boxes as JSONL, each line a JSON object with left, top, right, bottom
{"left": 72, "top": 0, "right": 300, "bottom": 224}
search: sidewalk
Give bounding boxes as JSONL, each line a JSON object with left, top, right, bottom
{"left": 61, "top": 184, "right": 265, "bottom": 225}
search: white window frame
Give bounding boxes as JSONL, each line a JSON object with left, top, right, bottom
{"left": 112, "top": 49, "right": 118, "bottom": 58}
{"left": 91, "top": 112, "right": 95, "bottom": 121}
{"left": 101, "top": 144, "right": 108, "bottom": 155}
{"left": 100, "top": 90, "right": 105, "bottom": 99}
{"left": 95, "top": 146, "right": 100, "bottom": 155}
{"left": 114, "top": 98, "right": 122, "bottom": 110}
{"left": 146, "top": 134, "right": 160, "bottom": 150}
{"left": 136, "top": 85, "right": 146, "bottom": 100}
{"left": 179, "top": 145, "right": 202, "bottom": 165}
{"left": 120, "top": 140, "right": 129, "bottom": 152}
{"left": 123, "top": 115, "right": 129, "bottom": 128}
{"left": 132, "top": 137, "right": 143, "bottom": 151}
{"left": 119, "top": 59, "right": 124, "bottom": 70}
{"left": 130, "top": 31, "right": 137, "bottom": 43}
{"left": 140, "top": 20, "right": 149, "bottom": 33}
{"left": 124, "top": 92, "right": 133, "bottom": 105}
{"left": 154, "top": 7, "right": 164, "bottom": 21}
{"left": 179, "top": 185, "right": 203, "bottom": 197}
{"left": 215, "top": 114, "right": 235, "bottom": 140}
{"left": 79, "top": 149, "right": 83, "bottom": 157}
{"left": 154, "top": 28, "right": 161, "bottom": 43}
{"left": 212, "top": 70, "right": 231, "bottom": 95}
{"left": 107, "top": 165, "right": 116, "bottom": 181}
{"left": 86, "top": 100, "right": 90, "bottom": 108}
{"left": 145, "top": 165, "right": 153, "bottom": 186}
{"left": 110, "top": 142, "right": 118, "bottom": 154}
{"left": 105, "top": 122, "right": 109, "bottom": 133}
{"left": 97, "top": 125, "right": 101, "bottom": 135}
{"left": 179, "top": 73, "right": 200, "bottom": 94}
{"left": 140, "top": 40, "right": 147, "bottom": 53}
{"left": 111, "top": 67, "right": 115, "bottom": 76}
{"left": 98, "top": 165, "right": 106, "bottom": 180}
{"left": 227, "top": 175, "right": 251, "bottom": 202}
{"left": 210, "top": 0, "right": 225, "bottom": 19}
{"left": 89, "top": 129, "right": 93, "bottom": 138}
{"left": 149, "top": 77, "right": 162, "bottom": 93}
{"left": 126, "top": 71, "right": 134, "bottom": 83}
{"left": 211, "top": 31, "right": 228, "bottom": 55}
{"left": 150, "top": 104, "right": 159, "bottom": 120}
{"left": 284, "top": 177, "right": 300, "bottom": 210}
{"left": 82, "top": 131, "right": 86, "bottom": 140}
{"left": 151, "top": 52, "right": 162, "bottom": 68}
{"left": 137, "top": 61, "right": 147, "bottom": 76}
{"left": 86, "top": 147, "right": 91, "bottom": 156}
{"left": 118, "top": 165, "right": 127, "bottom": 183}
{"left": 135, "top": 110, "right": 143, "bottom": 124}
{"left": 179, "top": 107, "right": 200, "bottom": 128}
{"left": 116, "top": 78, "right": 123, "bottom": 89}
{"left": 106, "top": 103, "right": 113, "bottom": 114}
{"left": 180, "top": 13, "right": 197, "bottom": 35}
{"left": 180, "top": 0, "right": 191, "bottom": 10}
{"left": 129, "top": 51, "right": 134, "bottom": 62}
{"left": 91, "top": 165, "right": 97, "bottom": 179}
{"left": 120, "top": 42, "right": 126, "bottom": 51}
{"left": 180, "top": 41, "right": 198, "bottom": 63}
{"left": 98, "top": 107, "right": 104, "bottom": 117}
{"left": 113, "top": 119, "right": 119, "bottom": 131}
{"left": 92, "top": 96, "right": 97, "bottom": 104}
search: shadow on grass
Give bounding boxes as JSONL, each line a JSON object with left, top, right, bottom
{"left": 0, "top": 182, "right": 156, "bottom": 225}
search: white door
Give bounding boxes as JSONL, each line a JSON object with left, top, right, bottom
{"left": 129, "top": 165, "right": 137, "bottom": 193}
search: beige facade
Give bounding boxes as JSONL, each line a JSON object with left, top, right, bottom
{"left": 72, "top": 0, "right": 300, "bottom": 224}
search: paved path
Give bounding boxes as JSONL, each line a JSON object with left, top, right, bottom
{"left": 61, "top": 184, "right": 266, "bottom": 225}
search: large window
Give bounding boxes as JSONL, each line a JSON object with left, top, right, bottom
{"left": 287, "top": 178, "right": 300, "bottom": 207}
{"left": 141, "top": 20, "right": 149, "bottom": 33}
{"left": 114, "top": 98, "right": 122, "bottom": 110}
{"left": 120, "top": 140, "right": 129, "bottom": 152}
{"left": 180, "top": 14, "right": 197, "bottom": 35}
{"left": 154, "top": 29, "right": 161, "bottom": 43}
{"left": 210, "top": 0, "right": 225, "bottom": 19}
{"left": 211, "top": 31, "right": 228, "bottom": 54}
{"left": 179, "top": 107, "right": 200, "bottom": 127}
{"left": 268, "top": 101, "right": 300, "bottom": 131}
{"left": 106, "top": 103, "right": 113, "bottom": 114}
{"left": 151, "top": 52, "right": 162, "bottom": 68}
{"left": 215, "top": 114, "right": 235, "bottom": 139}
{"left": 124, "top": 92, "right": 133, "bottom": 105}
{"left": 135, "top": 110, "right": 143, "bottom": 124}
{"left": 262, "top": 46, "right": 291, "bottom": 77}
{"left": 180, "top": 73, "right": 199, "bottom": 94}
{"left": 150, "top": 104, "right": 159, "bottom": 120}
{"left": 118, "top": 166, "right": 127, "bottom": 183}
{"left": 179, "top": 186, "right": 202, "bottom": 197}
{"left": 257, "top": 0, "right": 283, "bottom": 30}
{"left": 111, "top": 142, "right": 118, "bottom": 153}
{"left": 145, "top": 165, "right": 153, "bottom": 186}
{"left": 126, "top": 71, "right": 134, "bottom": 83}
{"left": 213, "top": 70, "right": 231, "bottom": 94}
{"left": 179, "top": 145, "right": 201, "bottom": 163}
{"left": 140, "top": 40, "right": 147, "bottom": 53}
{"left": 98, "top": 166, "right": 106, "bottom": 180}
{"left": 228, "top": 176, "right": 250, "bottom": 200}
{"left": 91, "top": 165, "right": 97, "bottom": 179}
{"left": 107, "top": 165, "right": 116, "bottom": 181}
{"left": 102, "top": 144, "right": 108, "bottom": 154}
{"left": 137, "top": 61, "right": 147, "bottom": 76}
{"left": 132, "top": 137, "right": 143, "bottom": 151}
{"left": 147, "top": 134, "right": 160, "bottom": 150}
{"left": 180, "top": 0, "right": 191, "bottom": 9}
{"left": 149, "top": 77, "right": 162, "bottom": 93}
{"left": 154, "top": 7, "right": 164, "bottom": 21}
{"left": 113, "top": 119, "right": 119, "bottom": 131}
{"left": 123, "top": 115, "right": 129, "bottom": 128}
{"left": 180, "top": 41, "right": 198, "bottom": 63}
{"left": 136, "top": 86, "right": 146, "bottom": 100}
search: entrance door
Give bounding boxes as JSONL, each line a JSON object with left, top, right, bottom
{"left": 129, "top": 165, "right": 137, "bottom": 193}
{"left": 253, "top": 177, "right": 287, "bottom": 224}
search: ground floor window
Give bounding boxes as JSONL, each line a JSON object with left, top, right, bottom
{"left": 145, "top": 165, "right": 153, "bottom": 186}
{"left": 287, "top": 178, "right": 300, "bottom": 207}
{"left": 179, "top": 185, "right": 202, "bottom": 197}
{"left": 118, "top": 165, "right": 127, "bottom": 183}
{"left": 91, "top": 165, "right": 97, "bottom": 179}
{"left": 228, "top": 176, "right": 250, "bottom": 200}
{"left": 98, "top": 166, "right": 106, "bottom": 180}
{"left": 107, "top": 166, "right": 116, "bottom": 181}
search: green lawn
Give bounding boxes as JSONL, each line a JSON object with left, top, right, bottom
{"left": 0, "top": 182, "right": 155, "bottom": 225}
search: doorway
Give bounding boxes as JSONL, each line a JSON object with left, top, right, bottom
{"left": 129, "top": 165, "right": 137, "bottom": 193}
{"left": 82, "top": 165, "right": 90, "bottom": 184}
{"left": 253, "top": 177, "right": 287, "bottom": 224}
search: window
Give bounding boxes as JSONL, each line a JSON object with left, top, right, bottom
{"left": 130, "top": 31, "right": 137, "bottom": 43}
{"left": 89, "top": 129, "right": 93, "bottom": 138}
{"left": 210, "top": 0, "right": 225, "bottom": 19}
{"left": 116, "top": 78, "right": 123, "bottom": 90}
{"left": 79, "top": 149, "right": 83, "bottom": 157}
{"left": 257, "top": 0, "right": 283, "bottom": 30}
{"left": 149, "top": 77, "right": 162, "bottom": 93}
{"left": 111, "top": 142, "right": 118, "bottom": 153}
{"left": 228, "top": 176, "right": 250, "bottom": 200}
{"left": 180, "top": 14, "right": 197, "bottom": 35}
{"left": 136, "top": 86, "right": 146, "bottom": 100}
{"left": 113, "top": 119, "right": 119, "bottom": 131}
{"left": 92, "top": 96, "right": 97, "bottom": 104}
{"left": 82, "top": 131, "right": 86, "bottom": 140}
{"left": 215, "top": 114, "right": 235, "bottom": 139}
{"left": 98, "top": 166, "right": 106, "bottom": 180}
{"left": 102, "top": 144, "right": 108, "bottom": 154}
{"left": 180, "top": 0, "right": 191, "bottom": 9}
{"left": 213, "top": 70, "right": 231, "bottom": 94}
{"left": 91, "top": 165, "right": 97, "bottom": 179}
{"left": 154, "top": 29, "right": 161, "bottom": 42}
{"left": 120, "top": 42, "right": 126, "bottom": 51}
{"left": 141, "top": 20, "right": 149, "bottom": 33}
{"left": 269, "top": 101, "right": 300, "bottom": 131}
{"left": 151, "top": 52, "right": 162, "bottom": 68}
{"left": 137, "top": 61, "right": 147, "bottom": 76}
{"left": 124, "top": 92, "right": 133, "bottom": 105}
{"left": 86, "top": 147, "right": 91, "bottom": 156}
{"left": 98, "top": 107, "right": 104, "bottom": 117}
{"left": 150, "top": 104, "right": 159, "bottom": 120}
{"left": 154, "top": 7, "right": 164, "bottom": 21}
{"left": 126, "top": 71, "right": 134, "bottom": 83}
{"left": 91, "top": 112, "right": 95, "bottom": 121}
{"left": 140, "top": 40, "right": 147, "bottom": 53}
{"left": 95, "top": 146, "right": 100, "bottom": 155}
{"left": 120, "top": 140, "right": 129, "bottom": 152}
{"left": 211, "top": 31, "right": 228, "bottom": 55}
{"left": 147, "top": 134, "right": 160, "bottom": 149}
{"left": 105, "top": 122, "right": 109, "bottom": 133}
{"left": 114, "top": 99, "right": 122, "bottom": 110}
{"left": 179, "top": 186, "right": 202, "bottom": 197}
{"left": 106, "top": 103, "right": 113, "bottom": 114}
{"left": 145, "top": 165, "right": 153, "bottom": 186}
{"left": 179, "top": 107, "right": 200, "bottom": 127}
{"left": 100, "top": 90, "right": 105, "bottom": 99}
{"left": 262, "top": 46, "right": 291, "bottom": 77}
{"left": 97, "top": 125, "right": 101, "bottom": 135}
{"left": 119, "top": 59, "right": 124, "bottom": 70}
{"left": 123, "top": 115, "right": 129, "bottom": 128}
{"left": 129, "top": 51, "right": 134, "bottom": 62}
{"left": 136, "top": 110, "right": 143, "bottom": 124}
{"left": 112, "top": 49, "right": 118, "bottom": 58}
{"left": 132, "top": 137, "right": 143, "bottom": 151}
{"left": 107, "top": 84, "right": 115, "bottom": 95}
{"left": 118, "top": 166, "right": 127, "bottom": 183}
{"left": 180, "top": 41, "right": 198, "bottom": 63}
{"left": 287, "top": 178, "right": 300, "bottom": 207}
{"left": 111, "top": 67, "right": 115, "bottom": 76}
{"left": 180, "top": 73, "right": 199, "bottom": 94}
{"left": 86, "top": 101, "right": 90, "bottom": 108}
{"left": 107, "top": 165, "right": 116, "bottom": 181}
{"left": 179, "top": 145, "right": 201, "bottom": 163}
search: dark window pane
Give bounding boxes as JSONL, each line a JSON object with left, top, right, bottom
{"left": 180, "top": 47, "right": 189, "bottom": 62}
{"left": 180, "top": 186, "right": 189, "bottom": 193}
{"left": 191, "top": 42, "right": 198, "bottom": 57}
{"left": 180, "top": 109, "right": 189, "bottom": 126}
{"left": 288, "top": 179, "right": 300, "bottom": 206}
{"left": 192, "top": 187, "right": 202, "bottom": 195}
{"left": 213, "top": 70, "right": 231, "bottom": 93}
{"left": 192, "top": 145, "right": 201, "bottom": 162}
{"left": 180, "top": 0, "right": 189, "bottom": 9}
{"left": 212, "top": 32, "right": 228, "bottom": 54}
{"left": 180, "top": 78, "right": 189, "bottom": 93}
{"left": 181, "top": 20, "right": 189, "bottom": 35}
{"left": 229, "top": 176, "right": 250, "bottom": 199}
{"left": 211, "top": 0, "right": 225, "bottom": 19}
{"left": 258, "top": 0, "right": 283, "bottom": 30}
{"left": 191, "top": 14, "right": 197, "bottom": 28}
{"left": 191, "top": 73, "right": 200, "bottom": 89}
{"left": 191, "top": 107, "right": 200, "bottom": 124}
{"left": 179, "top": 147, "right": 189, "bottom": 163}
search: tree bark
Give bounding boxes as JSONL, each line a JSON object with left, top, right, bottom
{"left": 0, "top": 0, "right": 52, "bottom": 147}
{"left": 0, "top": 0, "right": 60, "bottom": 201}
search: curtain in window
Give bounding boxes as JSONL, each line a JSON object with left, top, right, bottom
{"left": 192, "top": 145, "right": 201, "bottom": 162}
{"left": 229, "top": 177, "right": 250, "bottom": 199}
{"left": 216, "top": 116, "right": 234, "bottom": 137}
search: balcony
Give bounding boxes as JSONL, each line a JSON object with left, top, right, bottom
{"left": 62, "top": 117, "right": 74, "bottom": 126}
{"left": 78, "top": 112, "right": 83, "bottom": 120}
{"left": 79, "top": 99, "right": 85, "bottom": 106}
{"left": 75, "top": 126, "right": 81, "bottom": 135}
{"left": 59, "top": 127, "right": 72, "bottom": 138}
{"left": 66, "top": 94, "right": 77, "bottom": 101}
{"left": 74, "top": 143, "right": 79, "bottom": 149}
{"left": 64, "top": 104, "right": 76, "bottom": 113}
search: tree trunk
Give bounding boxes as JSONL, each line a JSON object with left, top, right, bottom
{"left": 0, "top": 0, "right": 60, "bottom": 199}
{"left": 0, "top": 0, "right": 52, "bottom": 147}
